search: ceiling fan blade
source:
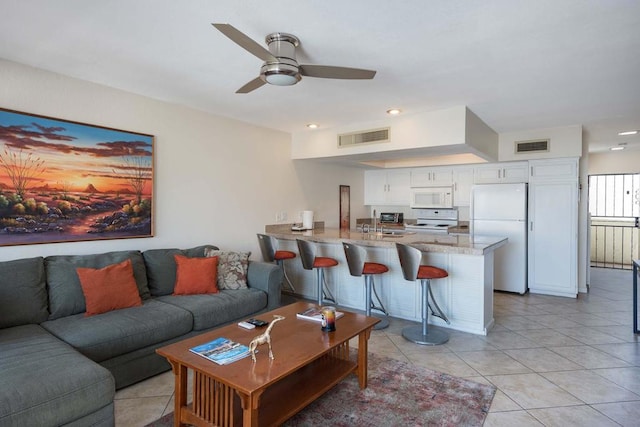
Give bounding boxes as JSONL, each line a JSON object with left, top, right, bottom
{"left": 236, "top": 77, "right": 266, "bottom": 94}
{"left": 299, "top": 65, "right": 376, "bottom": 80}
{"left": 212, "top": 23, "right": 276, "bottom": 62}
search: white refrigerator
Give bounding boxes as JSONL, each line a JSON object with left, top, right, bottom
{"left": 471, "top": 183, "right": 528, "bottom": 294}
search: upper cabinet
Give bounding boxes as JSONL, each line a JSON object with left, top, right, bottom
{"left": 452, "top": 167, "right": 474, "bottom": 206}
{"left": 364, "top": 170, "right": 411, "bottom": 205}
{"left": 410, "top": 167, "right": 453, "bottom": 187}
{"left": 474, "top": 161, "right": 528, "bottom": 184}
{"left": 529, "top": 157, "right": 578, "bottom": 181}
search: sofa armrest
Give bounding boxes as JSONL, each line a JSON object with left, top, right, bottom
{"left": 247, "top": 261, "right": 283, "bottom": 310}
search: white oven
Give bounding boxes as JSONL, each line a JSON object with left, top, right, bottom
{"left": 409, "top": 186, "right": 453, "bottom": 209}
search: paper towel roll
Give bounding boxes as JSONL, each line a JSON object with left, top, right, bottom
{"left": 302, "top": 210, "right": 314, "bottom": 229}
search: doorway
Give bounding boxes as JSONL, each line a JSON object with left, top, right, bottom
{"left": 588, "top": 173, "right": 640, "bottom": 269}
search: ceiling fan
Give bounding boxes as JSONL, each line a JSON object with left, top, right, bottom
{"left": 212, "top": 23, "right": 377, "bottom": 94}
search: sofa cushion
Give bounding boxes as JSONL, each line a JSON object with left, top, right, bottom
{"left": 77, "top": 259, "right": 143, "bottom": 316}
{"left": 45, "top": 250, "right": 150, "bottom": 320}
{"left": 156, "top": 289, "right": 267, "bottom": 331}
{"left": 173, "top": 254, "right": 219, "bottom": 295}
{"left": 0, "top": 324, "right": 114, "bottom": 426}
{"left": 143, "top": 244, "right": 218, "bottom": 296}
{"left": 204, "top": 248, "right": 251, "bottom": 290}
{"left": 0, "top": 257, "right": 48, "bottom": 328}
{"left": 40, "top": 299, "right": 192, "bottom": 362}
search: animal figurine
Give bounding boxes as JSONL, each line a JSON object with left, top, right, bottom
{"left": 248, "top": 315, "right": 285, "bottom": 362}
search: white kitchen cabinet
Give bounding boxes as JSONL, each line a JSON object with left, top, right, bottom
{"left": 527, "top": 158, "right": 579, "bottom": 298}
{"left": 452, "top": 166, "right": 474, "bottom": 206}
{"left": 364, "top": 169, "right": 411, "bottom": 205}
{"left": 410, "top": 167, "right": 453, "bottom": 187}
{"left": 474, "top": 162, "right": 528, "bottom": 184}
{"left": 529, "top": 157, "right": 578, "bottom": 181}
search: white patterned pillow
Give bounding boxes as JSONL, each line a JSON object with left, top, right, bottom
{"left": 204, "top": 248, "right": 250, "bottom": 290}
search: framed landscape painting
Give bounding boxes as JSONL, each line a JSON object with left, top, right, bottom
{"left": 0, "top": 108, "right": 154, "bottom": 246}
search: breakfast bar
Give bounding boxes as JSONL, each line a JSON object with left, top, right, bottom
{"left": 264, "top": 227, "right": 507, "bottom": 335}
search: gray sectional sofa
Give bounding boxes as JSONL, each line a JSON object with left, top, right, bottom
{"left": 0, "top": 245, "right": 283, "bottom": 427}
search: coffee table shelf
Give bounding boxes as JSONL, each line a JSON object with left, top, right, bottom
{"left": 258, "top": 354, "right": 356, "bottom": 426}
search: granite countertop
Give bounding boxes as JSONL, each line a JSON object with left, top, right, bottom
{"left": 265, "top": 226, "right": 507, "bottom": 256}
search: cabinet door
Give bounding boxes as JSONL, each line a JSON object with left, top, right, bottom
{"left": 410, "top": 168, "right": 432, "bottom": 187}
{"left": 452, "top": 167, "right": 474, "bottom": 206}
{"left": 364, "top": 170, "right": 410, "bottom": 205}
{"left": 474, "top": 162, "right": 528, "bottom": 184}
{"left": 386, "top": 170, "right": 411, "bottom": 205}
{"left": 502, "top": 163, "right": 529, "bottom": 183}
{"left": 410, "top": 167, "right": 452, "bottom": 187}
{"left": 474, "top": 165, "right": 502, "bottom": 184}
{"left": 528, "top": 180, "right": 578, "bottom": 297}
{"left": 364, "top": 170, "right": 388, "bottom": 205}
{"left": 429, "top": 168, "right": 453, "bottom": 186}
{"left": 529, "top": 158, "right": 578, "bottom": 181}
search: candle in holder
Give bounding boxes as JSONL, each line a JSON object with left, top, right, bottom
{"left": 321, "top": 306, "right": 336, "bottom": 332}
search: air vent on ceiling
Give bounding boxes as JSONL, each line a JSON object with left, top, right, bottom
{"left": 515, "top": 139, "right": 549, "bottom": 154}
{"left": 338, "top": 127, "right": 390, "bottom": 148}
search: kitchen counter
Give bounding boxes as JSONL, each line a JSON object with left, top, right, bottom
{"left": 265, "top": 226, "right": 506, "bottom": 256}
{"left": 265, "top": 226, "right": 507, "bottom": 335}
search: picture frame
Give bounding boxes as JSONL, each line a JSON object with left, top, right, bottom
{"left": 0, "top": 108, "right": 154, "bottom": 246}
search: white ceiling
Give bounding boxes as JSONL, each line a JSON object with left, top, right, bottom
{"left": 1, "top": 0, "right": 639, "bottom": 154}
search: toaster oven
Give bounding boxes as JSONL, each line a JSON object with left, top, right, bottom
{"left": 380, "top": 212, "right": 404, "bottom": 224}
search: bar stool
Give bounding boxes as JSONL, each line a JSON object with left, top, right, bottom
{"left": 257, "top": 234, "right": 296, "bottom": 292}
{"left": 296, "top": 239, "right": 338, "bottom": 306}
{"left": 342, "top": 242, "right": 390, "bottom": 330}
{"left": 396, "top": 243, "right": 451, "bottom": 345}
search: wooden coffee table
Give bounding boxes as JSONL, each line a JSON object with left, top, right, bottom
{"left": 156, "top": 301, "right": 379, "bottom": 427}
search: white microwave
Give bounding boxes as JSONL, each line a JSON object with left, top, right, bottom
{"left": 410, "top": 186, "right": 453, "bottom": 209}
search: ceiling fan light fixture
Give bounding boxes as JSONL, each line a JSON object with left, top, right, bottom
{"left": 261, "top": 62, "right": 301, "bottom": 86}
{"left": 264, "top": 73, "right": 299, "bottom": 86}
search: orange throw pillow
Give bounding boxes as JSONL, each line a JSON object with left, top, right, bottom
{"left": 173, "top": 254, "right": 219, "bottom": 295}
{"left": 76, "top": 259, "right": 142, "bottom": 316}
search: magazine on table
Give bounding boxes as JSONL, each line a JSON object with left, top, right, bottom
{"left": 189, "top": 337, "right": 251, "bottom": 365}
{"left": 296, "top": 307, "right": 345, "bottom": 323}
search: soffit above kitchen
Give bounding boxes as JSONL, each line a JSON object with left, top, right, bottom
{"left": 292, "top": 106, "right": 498, "bottom": 167}
{"left": 0, "top": 1, "right": 638, "bottom": 153}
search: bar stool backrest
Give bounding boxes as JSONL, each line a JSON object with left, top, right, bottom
{"left": 296, "top": 239, "right": 317, "bottom": 270}
{"left": 342, "top": 242, "right": 366, "bottom": 277}
{"left": 396, "top": 243, "right": 422, "bottom": 282}
{"left": 257, "top": 234, "right": 276, "bottom": 263}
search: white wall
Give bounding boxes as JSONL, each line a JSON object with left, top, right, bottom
{"left": 0, "top": 60, "right": 365, "bottom": 262}
{"left": 589, "top": 150, "right": 640, "bottom": 174}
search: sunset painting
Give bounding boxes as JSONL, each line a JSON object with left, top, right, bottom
{"left": 0, "top": 108, "right": 153, "bottom": 246}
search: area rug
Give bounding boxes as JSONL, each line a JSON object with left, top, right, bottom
{"left": 145, "top": 352, "right": 495, "bottom": 427}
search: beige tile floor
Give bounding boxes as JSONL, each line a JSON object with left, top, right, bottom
{"left": 115, "top": 268, "right": 640, "bottom": 426}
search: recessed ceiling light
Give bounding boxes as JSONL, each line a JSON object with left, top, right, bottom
{"left": 386, "top": 109, "right": 401, "bottom": 115}
{"left": 306, "top": 123, "right": 318, "bottom": 129}
{"left": 610, "top": 146, "right": 625, "bottom": 151}
{"left": 618, "top": 130, "right": 638, "bottom": 136}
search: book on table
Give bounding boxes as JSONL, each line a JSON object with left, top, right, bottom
{"left": 189, "top": 337, "right": 251, "bottom": 365}
{"left": 296, "top": 307, "right": 345, "bottom": 323}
